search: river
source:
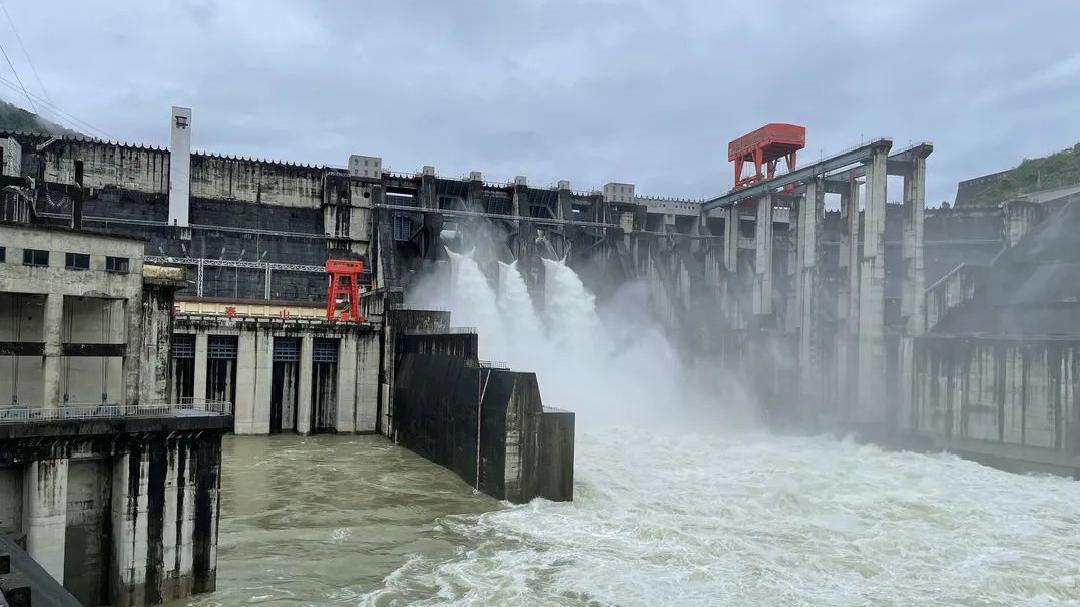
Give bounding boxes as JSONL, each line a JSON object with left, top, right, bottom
{"left": 173, "top": 429, "right": 1080, "bottom": 607}
{"left": 174, "top": 249, "right": 1080, "bottom": 606}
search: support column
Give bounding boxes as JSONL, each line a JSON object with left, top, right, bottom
{"left": 900, "top": 153, "right": 928, "bottom": 433}
{"left": 842, "top": 176, "right": 861, "bottom": 418}
{"left": 723, "top": 206, "right": 738, "bottom": 273}
{"left": 233, "top": 332, "right": 254, "bottom": 433}
{"left": 857, "top": 144, "right": 890, "bottom": 425}
{"left": 753, "top": 193, "right": 774, "bottom": 317}
{"left": 336, "top": 333, "right": 357, "bottom": 433}
{"left": 42, "top": 293, "right": 63, "bottom": 409}
{"left": 296, "top": 335, "right": 313, "bottom": 435}
{"left": 24, "top": 458, "right": 68, "bottom": 583}
{"left": 193, "top": 332, "right": 208, "bottom": 400}
{"left": 355, "top": 332, "right": 381, "bottom": 432}
{"left": 252, "top": 331, "right": 273, "bottom": 434}
{"left": 123, "top": 295, "right": 142, "bottom": 406}
{"left": 111, "top": 448, "right": 149, "bottom": 607}
{"left": 797, "top": 178, "right": 823, "bottom": 413}
{"left": 903, "top": 155, "right": 927, "bottom": 336}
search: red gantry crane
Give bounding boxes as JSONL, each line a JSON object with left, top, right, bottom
{"left": 325, "top": 259, "right": 366, "bottom": 322}
{"left": 728, "top": 123, "right": 806, "bottom": 191}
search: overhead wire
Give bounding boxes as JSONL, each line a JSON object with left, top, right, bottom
{"left": 0, "top": 73, "right": 117, "bottom": 140}
{"left": 0, "top": 0, "right": 51, "bottom": 103}
{"left": 0, "top": 37, "right": 36, "bottom": 114}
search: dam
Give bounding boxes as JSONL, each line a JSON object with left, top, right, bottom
{"left": 0, "top": 107, "right": 1079, "bottom": 605}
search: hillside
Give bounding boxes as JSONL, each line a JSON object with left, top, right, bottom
{"left": 0, "top": 98, "right": 81, "bottom": 136}
{"left": 956, "top": 143, "right": 1080, "bottom": 207}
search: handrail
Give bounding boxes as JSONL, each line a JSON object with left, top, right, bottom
{"left": 0, "top": 398, "right": 232, "bottom": 423}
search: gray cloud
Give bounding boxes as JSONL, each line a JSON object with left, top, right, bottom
{"left": 3, "top": 0, "right": 1079, "bottom": 203}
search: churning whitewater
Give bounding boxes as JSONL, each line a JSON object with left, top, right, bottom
{"left": 362, "top": 250, "right": 1080, "bottom": 606}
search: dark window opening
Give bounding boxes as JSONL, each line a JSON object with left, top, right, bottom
{"left": 65, "top": 252, "right": 90, "bottom": 270}
{"left": 0, "top": 246, "right": 5, "bottom": 262}
{"left": 22, "top": 248, "right": 49, "bottom": 267}
{"left": 74, "top": 160, "right": 84, "bottom": 186}
{"left": 105, "top": 256, "right": 129, "bottom": 273}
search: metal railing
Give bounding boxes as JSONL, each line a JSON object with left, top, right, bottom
{"left": 0, "top": 398, "right": 232, "bottom": 423}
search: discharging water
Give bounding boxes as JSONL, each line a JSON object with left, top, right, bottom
{"left": 177, "top": 431, "right": 1080, "bottom": 606}
{"left": 178, "top": 250, "right": 1080, "bottom": 606}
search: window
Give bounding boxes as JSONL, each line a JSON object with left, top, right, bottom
{"left": 0, "top": 246, "right": 5, "bottom": 262}
{"left": 22, "top": 249, "right": 49, "bottom": 267}
{"left": 65, "top": 252, "right": 89, "bottom": 270}
{"left": 105, "top": 256, "right": 129, "bottom": 273}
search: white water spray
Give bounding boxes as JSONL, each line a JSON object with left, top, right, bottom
{"left": 411, "top": 247, "right": 743, "bottom": 429}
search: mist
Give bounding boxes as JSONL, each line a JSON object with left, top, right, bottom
{"left": 405, "top": 226, "right": 758, "bottom": 433}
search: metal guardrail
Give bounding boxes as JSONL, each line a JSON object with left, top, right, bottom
{"left": 478, "top": 360, "right": 509, "bottom": 369}
{"left": 405, "top": 326, "right": 477, "bottom": 335}
{"left": 0, "top": 398, "right": 232, "bottom": 423}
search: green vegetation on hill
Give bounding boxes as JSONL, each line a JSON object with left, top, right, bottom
{"left": 0, "top": 98, "right": 81, "bottom": 136}
{"left": 959, "top": 143, "right": 1080, "bottom": 207}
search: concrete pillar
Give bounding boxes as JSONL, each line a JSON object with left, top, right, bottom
{"left": 797, "top": 179, "right": 822, "bottom": 410}
{"left": 903, "top": 155, "right": 927, "bottom": 336}
{"left": 23, "top": 458, "right": 68, "bottom": 582}
{"left": 111, "top": 449, "right": 149, "bottom": 606}
{"left": 192, "top": 332, "right": 208, "bottom": 400}
{"left": 900, "top": 153, "right": 928, "bottom": 432}
{"left": 42, "top": 293, "right": 63, "bottom": 410}
{"left": 296, "top": 335, "right": 313, "bottom": 435}
{"left": 857, "top": 144, "right": 889, "bottom": 424}
{"left": 252, "top": 331, "right": 272, "bottom": 435}
{"left": 123, "top": 295, "right": 143, "bottom": 407}
{"left": 336, "top": 333, "right": 357, "bottom": 433}
{"left": 233, "top": 332, "right": 255, "bottom": 434}
{"left": 840, "top": 177, "right": 861, "bottom": 417}
{"left": 753, "top": 194, "right": 774, "bottom": 317}
{"left": 355, "top": 332, "right": 381, "bottom": 432}
{"left": 723, "top": 206, "right": 738, "bottom": 273}
{"left": 161, "top": 440, "right": 195, "bottom": 599}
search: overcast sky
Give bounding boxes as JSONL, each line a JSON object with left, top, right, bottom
{"left": 2, "top": 0, "right": 1079, "bottom": 204}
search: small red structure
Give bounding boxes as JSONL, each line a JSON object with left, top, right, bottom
{"left": 728, "top": 123, "right": 806, "bottom": 191}
{"left": 325, "top": 259, "right": 365, "bottom": 322}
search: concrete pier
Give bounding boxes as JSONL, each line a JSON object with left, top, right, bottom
{"left": 856, "top": 143, "right": 890, "bottom": 424}
{"left": 753, "top": 194, "right": 774, "bottom": 317}
{"left": 23, "top": 458, "right": 68, "bottom": 582}
{"left": 796, "top": 177, "right": 823, "bottom": 412}
{"left": 0, "top": 223, "right": 230, "bottom": 606}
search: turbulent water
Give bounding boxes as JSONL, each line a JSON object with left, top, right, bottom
{"left": 178, "top": 250, "right": 1080, "bottom": 606}
{"left": 176, "top": 432, "right": 1080, "bottom": 607}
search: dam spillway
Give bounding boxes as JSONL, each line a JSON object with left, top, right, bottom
{"left": 2, "top": 106, "right": 1080, "bottom": 605}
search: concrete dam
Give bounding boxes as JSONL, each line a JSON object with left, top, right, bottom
{"left": 0, "top": 108, "right": 1078, "bottom": 605}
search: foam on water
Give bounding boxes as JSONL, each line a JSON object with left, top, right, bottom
{"left": 380, "top": 249, "right": 1080, "bottom": 606}
{"left": 363, "top": 430, "right": 1080, "bottom": 606}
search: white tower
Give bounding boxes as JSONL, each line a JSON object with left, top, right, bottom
{"left": 168, "top": 106, "right": 192, "bottom": 226}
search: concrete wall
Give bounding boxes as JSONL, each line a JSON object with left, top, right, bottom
{"left": 0, "top": 428, "right": 224, "bottom": 607}
{"left": 41, "top": 140, "right": 169, "bottom": 193}
{"left": 393, "top": 330, "right": 574, "bottom": 503}
{"left": 0, "top": 224, "right": 148, "bottom": 409}
{"left": 904, "top": 336, "right": 1080, "bottom": 475}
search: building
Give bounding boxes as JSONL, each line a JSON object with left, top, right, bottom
{"left": 0, "top": 221, "right": 230, "bottom": 606}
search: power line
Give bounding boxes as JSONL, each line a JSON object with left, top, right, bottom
{"left": 0, "top": 74, "right": 116, "bottom": 140}
{"left": 0, "top": 0, "right": 51, "bottom": 103}
{"left": 0, "top": 39, "right": 36, "bottom": 114}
